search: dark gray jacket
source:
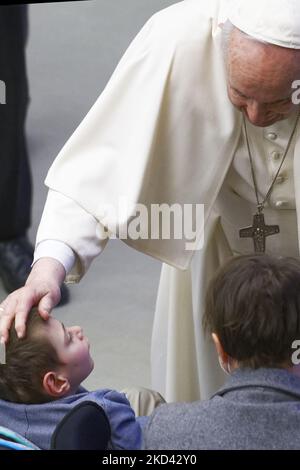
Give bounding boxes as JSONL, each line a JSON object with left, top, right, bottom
{"left": 144, "top": 368, "right": 300, "bottom": 450}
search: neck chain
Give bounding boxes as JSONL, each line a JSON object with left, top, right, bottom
{"left": 239, "top": 112, "right": 300, "bottom": 253}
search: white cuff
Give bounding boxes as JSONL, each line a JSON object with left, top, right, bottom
{"left": 32, "top": 240, "right": 76, "bottom": 275}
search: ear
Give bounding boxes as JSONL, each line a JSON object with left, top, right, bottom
{"left": 43, "top": 371, "right": 70, "bottom": 398}
{"left": 212, "top": 333, "right": 230, "bottom": 365}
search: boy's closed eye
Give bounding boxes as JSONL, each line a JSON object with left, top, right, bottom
{"left": 61, "top": 322, "right": 72, "bottom": 345}
{"left": 68, "top": 331, "right": 74, "bottom": 343}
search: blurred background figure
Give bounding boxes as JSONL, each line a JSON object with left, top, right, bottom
{"left": 0, "top": 5, "right": 68, "bottom": 304}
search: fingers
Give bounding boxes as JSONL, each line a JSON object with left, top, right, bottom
{"left": 0, "top": 282, "right": 62, "bottom": 343}
{"left": 0, "top": 296, "right": 18, "bottom": 343}
{"left": 14, "top": 286, "right": 48, "bottom": 338}
{"left": 38, "top": 291, "right": 60, "bottom": 320}
{"left": 0, "top": 289, "right": 34, "bottom": 340}
{"left": 14, "top": 305, "right": 33, "bottom": 340}
{"left": 0, "top": 288, "right": 45, "bottom": 342}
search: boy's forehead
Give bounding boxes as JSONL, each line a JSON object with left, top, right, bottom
{"left": 45, "top": 317, "right": 66, "bottom": 345}
{"left": 46, "top": 316, "right": 62, "bottom": 333}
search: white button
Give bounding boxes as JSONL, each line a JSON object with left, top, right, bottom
{"left": 271, "top": 151, "right": 281, "bottom": 161}
{"left": 275, "top": 200, "right": 288, "bottom": 208}
{"left": 267, "top": 132, "right": 277, "bottom": 141}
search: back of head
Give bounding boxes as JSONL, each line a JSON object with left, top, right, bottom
{"left": 203, "top": 254, "right": 300, "bottom": 368}
{"left": 0, "top": 310, "right": 61, "bottom": 404}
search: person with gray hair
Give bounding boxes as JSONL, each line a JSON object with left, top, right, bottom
{"left": 1, "top": 0, "right": 300, "bottom": 404}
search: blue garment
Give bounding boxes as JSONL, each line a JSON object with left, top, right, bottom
{"left": 0, "top": 425, "right": 40, "bottom": 450}
{"left": 0, "top": 387, "right": 142, "bottom": 450}
{"left": 144, "top": 368, "right": 300, "bottom": 449}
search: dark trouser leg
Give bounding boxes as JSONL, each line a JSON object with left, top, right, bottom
{"left": 0, "top": 5, "right": 31, "bottom": 240}
{"left": 0, "top": 7, "right": 69, "bottom": 303}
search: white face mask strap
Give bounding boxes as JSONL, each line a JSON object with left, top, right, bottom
{"left": 218, "top": 357, "right": 231, "bottom": 375}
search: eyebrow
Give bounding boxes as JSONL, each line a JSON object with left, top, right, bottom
{"left": 61, "top": 322, "right": 69, "bottom": 345}
{"left": 231, "top": 85, "right": 291, "bottom": 104}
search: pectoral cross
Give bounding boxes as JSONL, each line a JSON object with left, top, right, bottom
{"left": 239, "top": 212, "right": 280, "bottom": 253}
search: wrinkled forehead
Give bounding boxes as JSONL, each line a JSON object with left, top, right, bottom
{"left": 227, "top": 26, "right": 300, "bottom": 71}
{"left": 226, "top": 27, "right": 300, "bottom": 94}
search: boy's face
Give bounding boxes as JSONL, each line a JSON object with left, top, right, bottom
{"left": 45, "top": 317, "right": 94, "bottom": 392}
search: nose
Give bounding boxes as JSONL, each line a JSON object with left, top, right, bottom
{"left": 69, "top": 325, "right": 84, "bottom": 340}
{"left": 243, "top": 100, "right": 268, "bottom": 125}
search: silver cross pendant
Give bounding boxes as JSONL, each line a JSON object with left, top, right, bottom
{"left": 239, "top": 212, "right": 280, "bottom": 253}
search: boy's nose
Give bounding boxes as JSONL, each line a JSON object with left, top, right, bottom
{"left": 70, "top": 325, "right": 84, "bottom": 339}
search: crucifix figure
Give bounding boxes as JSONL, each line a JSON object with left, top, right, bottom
{"left": 239, "top": 213, "right": 280, "bottom": 253}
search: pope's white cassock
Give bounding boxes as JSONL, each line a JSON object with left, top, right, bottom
{"left": 33, "top": 0, "right": 300, "bottom": 402}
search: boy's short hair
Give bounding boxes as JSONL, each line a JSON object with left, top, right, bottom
{"left": 0, "top": 310, "right": 62, "bottom": 404}
{"left": 203, "top": 254, "right": 300, "bottom": 369}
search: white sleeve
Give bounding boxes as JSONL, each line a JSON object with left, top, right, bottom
{"left": 32, "top": 240, "right": 76, "bottom": 276}
{"left": 35, "top": 189, "right": 109, "bottom": 283}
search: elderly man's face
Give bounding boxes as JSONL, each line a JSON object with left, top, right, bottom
{"left": 226, "top": 27, "right": 300, "bottom": 127}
